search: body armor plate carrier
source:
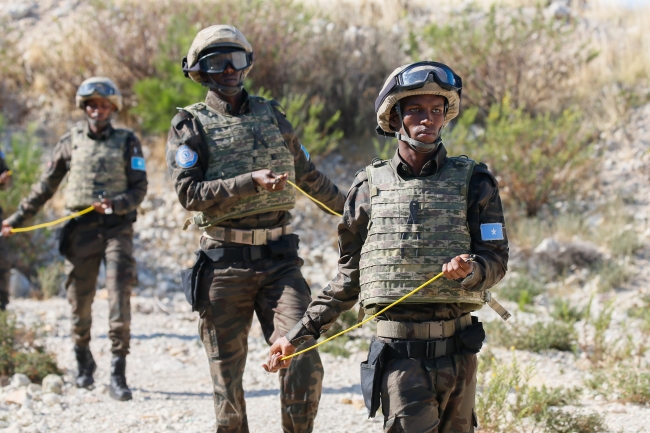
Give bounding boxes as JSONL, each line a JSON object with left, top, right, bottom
{"left": 64, "top": 125, "right": 129, "bottom": 210}
{"left": 183, "top": 97, "right": 296, "bottom": 228}
{"left": 359, "top": 157, "right": 488, "bottom": 310}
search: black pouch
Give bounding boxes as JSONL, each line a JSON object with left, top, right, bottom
{"left": 181, "top": 250, "right": 210, "bottom": 312}
{"left": 360, "top": 337, "right": 386, "bottom": 418}
{"left": 455, "top": 317, "right": 486, "bottom": 354}
{"left": 267, "top": 233, "right": 300, "bottom": 259}
{"left": 58, "top": 218, "right": 77, "bottom": 255}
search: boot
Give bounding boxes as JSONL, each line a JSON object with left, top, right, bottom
{"left": 74, "top": 345, "right": 97, "bottom": 389}
{"left": 109, "top": 356, "right": 132, "bottom": 401}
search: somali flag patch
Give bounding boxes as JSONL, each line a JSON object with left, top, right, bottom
{"left": 131, "top": 156, "right": 146, "bottom": 171}
{"left": 480, "top": 223, "right": 504, "bottom": 241}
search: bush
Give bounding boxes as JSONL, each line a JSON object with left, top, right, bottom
{"left": 0, "top": 311, "right": 61, "bottom": 383}
{"left": 486, "top": 320, "right": 576, "bottom": 352}
{"left": 497, "top": 273, "right": 544, "bottom": 311}
{"left": 37, "top": 261, "right": 64, "bottom": 299}
{"left": 419, "top": 5, "right": 595, "bottom": 118}
{"left": 476, "top": 352, "right": 595, "bottom": 433}
{"left": 447, "top": 96, "right": 594, "bottom": 216}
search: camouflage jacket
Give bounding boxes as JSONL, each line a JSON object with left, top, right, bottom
{"left": 166, "top": 90, "right": 346, "bottom": 249}
{"left": 5, "top": 123, "right": 148, "bottom": 227}
{"left": 285, "top": 145, "right": 509, "bottom": 345}
{"left": 0, "top": 152, "right": 9, "bottom": 218}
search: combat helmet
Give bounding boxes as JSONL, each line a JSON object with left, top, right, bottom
{"left": 375, "top": 62, "right": 462, "bottom": 152}
{"left": 182, "top": 25, "right": 254, "bottom": 96}
{"left": 75, "top": 77, "right": 123, "bottom": 111}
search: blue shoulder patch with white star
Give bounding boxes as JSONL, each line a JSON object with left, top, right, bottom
{"left": 480, "top": 223, "right": 504, "bottom": 241}
{"left": 300, "top": 144, "right": 311, "bottom": 161}
{"left": 176, "top": 145, "right": 198, "bottom": 168}
{"left": 131, "top": 156, "right": 146, "bottom": 171}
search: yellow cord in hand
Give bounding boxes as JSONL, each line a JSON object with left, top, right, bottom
{"left": 287, "top": 180, "right": 342, "bottom": 217}
{"left": 281, "top": 271, "right": 445, "bottom": 361}
{"left": 10, "top": 206, "right": 95, "bottom": 233}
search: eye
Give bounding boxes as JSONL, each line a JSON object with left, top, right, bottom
{"left": 409, "top": 107, "right": 420, "bottom": 113}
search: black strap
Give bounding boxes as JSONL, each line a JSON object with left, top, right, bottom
{"left": 203, "top": 245, "right": 272, "bottom": 262}
{"left": 385, "top": 337, "right": 458, "bottom": 360}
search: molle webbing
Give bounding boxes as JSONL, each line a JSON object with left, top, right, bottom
{"left": 184, "top": 97, "right": 296, "bottom": 227}
{"left": 64, "top": 126, "right": 129, "bottom": 210}
{"left": 359, "top": 157, "right": 486, "bottom": 307}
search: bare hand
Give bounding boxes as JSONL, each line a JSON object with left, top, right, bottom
{"left": 0, "top": 171, "right": 11, "bottom": 186}
{"left": 1, "top": 220, "right": 13, "bottom": 237}
{"left": 92, "top": 198, "right": 113, "bottom": 215}
{"left": 263, "top": 336, "right": 296, "bottom": 373}
{"left": 252, "top": 170, "right": 288, "bottom": 192}
{"left": 442, "top": 254, "right": 474, "bottom": 280}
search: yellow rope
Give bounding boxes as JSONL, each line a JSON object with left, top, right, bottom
{"left": 281, "top": 271, "right": 445, "bottom": 361}
{"left": 10, "top": 206, "right": 95, "bottom": 233}
{"left": 287, "top": 180, "right": 342, "bottom": 217}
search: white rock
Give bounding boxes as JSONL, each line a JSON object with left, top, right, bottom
{"left": 9, "top": 270, "right": 33, "bottom": 298}
{"left": 40, "top": 393, "right": 60, "bottom": 407}
{"left": 25, "top": 384, "right": 41, "bottom": 399}
{"left": 7, "top": 3, "right": 33, "bottom": 20}
{"left": 41, "top": 375, "right": 63, "bottom": 395}
{"left": 10, "top": 374, "right": 31, "bottom": 388}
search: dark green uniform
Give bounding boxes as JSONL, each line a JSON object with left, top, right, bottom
{"left": 5, "top": 123, "right": 147, "bottom": 356}
{"left": 286, "top": 147, "right": 509, "bottom": 433}
{"left": 166, "top": 90, "right": 346, "bottom": 433}
{"left": 0, "top": 152, "right": 11, "bottom": 307}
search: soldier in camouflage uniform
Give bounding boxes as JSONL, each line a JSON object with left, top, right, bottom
{"left": 0, "top": 152, "right": 12, "bottom": 310}
{"left": 266, "top": 62, "right": 510, "bottom": 432}
{"left": 1, "top": 77, "right": 147, "bottom": 401}
{"left": 166, "top": 25, "right": 345, "bottom": 433}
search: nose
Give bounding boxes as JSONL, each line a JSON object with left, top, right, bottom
{"left": 223, "top": 63, "right": 236, "bottom": 74}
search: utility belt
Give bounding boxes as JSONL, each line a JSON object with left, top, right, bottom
{"left": 203, "top": 224, "right": 292, "bottom": 246}
{"left": 181, "top": 233, "right": 300, "bottom": 311}
{"left": 360, "top": 315, "right": 485, "bottom": 418}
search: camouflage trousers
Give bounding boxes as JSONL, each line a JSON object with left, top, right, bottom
{"left": 197, "top": 254, "right": 323, "bottom": 433}
{"left": 0, "top": 233, "right": 10, "bottom": 306}
{"left": 62, "top": 217, "right": 136, "bottom": 356}
{"left": 381, "top": 352, "right": 477, "bottom": 433}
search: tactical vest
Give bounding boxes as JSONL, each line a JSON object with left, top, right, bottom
{"left": 359, "top": 157, "right": 488, "bottom": 310}
{"left": 183, "top": 97, "right": 296, "bottom": 227}
{"left": 64, "top": 125, "right": 129, "bottom": 210}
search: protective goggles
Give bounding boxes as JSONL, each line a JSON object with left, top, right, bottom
{"left": 375, "top": 62, "right": 463, "bottom": 112}
{"left": 76, "top": 82, "right": 117, "bottom": 97}
{"left": 193, "top": 50, "right": 253, "bottom": 74}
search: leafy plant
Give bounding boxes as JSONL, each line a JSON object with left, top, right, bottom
{"left": 0, "top": 311, "right": 61, "bottom": 383}
{"left": 447, "top": 96, "right": 594, "bottom": 216}
{"left": 497, "top": 273, "right": 544, "bottom": 311}
{"left": 37, "top": 261, "right": 64, "bottom": 299}
{"left": 486, "top": 320, "right": 576, "bottom": 352}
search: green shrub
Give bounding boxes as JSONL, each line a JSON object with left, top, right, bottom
{"left": 372, "top": 137, "right": 394, "bottom": 160}
{"left": 486, "top": 320, "right": 576, "bottom": 352}
{"left": 477, "top": 352, "right": 591, "bottom": 433}
{"left": 419, "top": 5, "right": 595, "bottom": 118}
{"left": 0, "top": 311, "right": 61, "bottom": 383}
{"left": 37, "top": 261, "right": 64, "bottom": 299}
{"left": 551, "top": 299, "right": 584, "bottom": 324}
{"left": 588, "top": 366, "right": 650, "bottom": 405}
{"left": 447, "top": 96, "right": 594, "bottom": 216}
{"left": 544, "top": 411, "right": 606, "bottom": 433}
{"left": 496, "top": 273, "right": 544, "bottom": 311}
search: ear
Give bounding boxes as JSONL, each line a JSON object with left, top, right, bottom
{"left": 388, "top": 106, "right": 400, "bottom": 131}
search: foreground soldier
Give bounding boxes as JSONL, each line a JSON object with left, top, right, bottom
{"left": 1, "top": 77, "right": 147, "bottom": 401}
{"left": 166, "top": 25, "right": 345, "bottom": 432}
{"left": 0, "top": 153, "right": 11, "bottom": 310}
{"left": 266, "top": 62, "right": 509, "bottom": 432}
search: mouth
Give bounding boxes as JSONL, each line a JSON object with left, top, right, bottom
{"left": 415, "top": 130, "right": 437, "bottom": 139}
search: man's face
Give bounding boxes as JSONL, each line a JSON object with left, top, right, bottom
{"left": 84, "top": 97, "right": 116, "bottom": 121}
{"left": 389, "top": 94, "right": 447, "bottom": 144}
{"left": 209, "top": 63, "right": 243, "bottom": 88}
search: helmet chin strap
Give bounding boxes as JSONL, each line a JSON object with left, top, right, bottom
{"left": 203, "top": 74, "right": 243, "bottom": 96}
{"left": 394, "top": 104, "right": 442, "bottom": 153}
{"left": 86, "top": 113, "right": 113, "bottom": 130}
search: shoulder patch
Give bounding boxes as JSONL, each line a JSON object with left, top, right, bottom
{"left": 269, "top": 100, "right": 286, "bottom": 117}
{"left": 300, "top": 144, "right": 310, "bottom": 161}
{"left": 0, "top": 150, "right": 4, "bottom": 160}
{"left": 481, "top": 223, "right": 504, "bottom": 241}
{"left": 131, "top": 156, "right": 146, "bottom": 171}
{"left": 175, "top": 145, "right": 198, "bottom": 169}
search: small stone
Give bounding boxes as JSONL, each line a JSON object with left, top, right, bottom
{"left": 7, "top": 3, "right": 34, "bottom": 20}
{"left": 41, "top": 375, "right": 63, "bottom": 395}
{"left": 25, "top": 384, "right": 41, "bottom": 399}
{"left": 10, "top": 374, "right": 31, "bottom": 388}
{"left": 9, "top": 270, "right": 33, "bottom": 298}
{"left": 340, "top": 397, "right": 352, "bottom": 404}
{"left": 4, "top": 388, "right": 26, "bottom": 405}
{"left": 40, "top": 393, "right": 60, "bottom": 407}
